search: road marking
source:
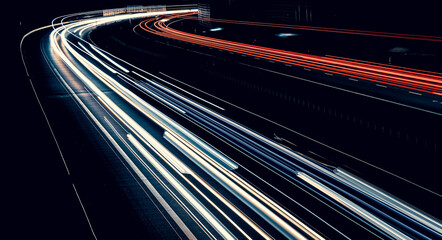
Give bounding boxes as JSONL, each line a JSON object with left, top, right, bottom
{"left": 303, "top": 68, "right": 312, "bottom": 71}
{"left": 89, "top": 43, "right": 130, "bottom": 73}
{"left": 21, "top": 23, "right": 66, "bottom": 76}
{"left": 135, "top": 71, "right": 225, "bottom": 111}
{"left": 376, "top": 84, "right": 387, "bottom": 88}
{"left": 237, "top": 62, "right": 442, "bottom": 197}
{"left": 126, "top": 76, "right": 187, "bottom": 115}
{"left": 297, "top": 172, "right": 413, "bottom": 240}
{"left": 105, "top": 120, "right": 197, "bottom": 240}
{"left": 324, "top": 72, "right": 333, "bottom": 76}
{"left": 128, "top": 134, "right": 230, "bottom": 239}
{"left": 408, "top": 91, "right": 422, "bottom": 96}
{"left": 28, "top": 79, "right": 71, "bottom": 175}
{"left": 155, "top": 71, "right": 225, "bottom": 111}
{"left": 348, "top": 78, "right": 359, "bottom": 82}
{"left": 308, "top": 150, "right": 325, "bottom": 160}
{"left": 72, "top": 184, "right": 98, "bottom": 240}
{"left": 43, "top": 14, "right": 436, "bottom": 238}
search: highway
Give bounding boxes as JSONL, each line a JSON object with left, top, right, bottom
{"left": 141, "top": 13, "right": 442, "bottom": 97}
{"left": 20, "top": 5, "right": 442, "bottom": 239}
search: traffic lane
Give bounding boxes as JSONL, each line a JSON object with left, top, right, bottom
{"left": 94, "top": 19, "right": 442, "bottom": 218}
{"left": 124, "top": 67, "right": 440, "bottom": 239}
{"left": 40, "top": 32, "right": 200, "bottom": 239}
{"left": 77, "top": 14, "right": 442, "bottom": 238}
{"left": 51, "top": 21, "right": 325, "bottom": 239}
{"left": 76, "top": 23, "right": 376, "bottom": 238}
{"left": 45, "top": 19, "right": 235, "bottom": 239}
{"left": 153, "top": 18, "right": 442, "bottom": 96}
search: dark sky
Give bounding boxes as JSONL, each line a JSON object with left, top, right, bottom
{"left": 18, "top": 0, "right": 164, "bottom": 30}
{"left": 17, "top": 0, "right": 197, "bottom": 35}
{"left": 16, "top": 0, "right": 442, "bottom": 35}
{"left": 315, "top": 0, "right": 442, "bottom": 34}
{"left": 220, "top": 0, "right": 442, "bottom": 35}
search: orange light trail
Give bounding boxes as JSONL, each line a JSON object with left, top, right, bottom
{"left": 139, "top": 14, "right": 442, "bottom": 96}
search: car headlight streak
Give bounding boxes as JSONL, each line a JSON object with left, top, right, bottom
{"left": 49, "top": 7, "right": 324, "bottom": 240}
{"left": 44, "top": 6, "right": 442, "bottom": 240}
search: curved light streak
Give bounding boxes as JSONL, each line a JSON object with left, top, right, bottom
{"left": 140, "top": 14, "right": 442, "bottom": 96}
{"left": 45, "top": 7, "right": 327, "bottom": 240}
{"left": 30, "top": 6, "right": 441, "bottom": 240}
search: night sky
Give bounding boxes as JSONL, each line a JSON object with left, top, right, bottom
{"left": 13, "top": 0, "right": 442, "bottom": 39}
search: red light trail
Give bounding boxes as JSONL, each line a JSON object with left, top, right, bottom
{"left": 139, "top": 13, "right": 442, "bottom": 96}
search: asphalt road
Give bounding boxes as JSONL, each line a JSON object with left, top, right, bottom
{"left": 18, "top": 6, "right": 442, "bottom": 239}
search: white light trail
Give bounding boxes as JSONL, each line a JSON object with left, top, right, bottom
{"left": 43, "top": 6, "right": 441, "bottom": 240}
{"left": 47, "top": 8, "right": 245, "bottom": 240}
{"left": 128, "top": 134, "right": 235, "bottom": 240}
{"left": 297, "top": 172, "right": 413, "bottom": 240}
{"left": 78, "top": 42, "right": 118, "bottom": 74}
{"left": 42, "top": 25, "right": 197, "bottom": 239}
{"left": 136, "top": 68, "right": 442, "bottom": 239}
{"left": 210, "top": 27, "right": 223, "bottom": 32}
{"left": 90, "top": 44, "right": 130, "bottom": 73}
{"left": 334, "top": 168, "right": 442, "bottom": 235}
{"left": 164, "top": 130, "right": 323, "bottom": 240}
{"left": 164, "top": 132, "right": 272, "bottom": 240}
{"left": 132, "top": 70, "right": 225, "bottom": 111}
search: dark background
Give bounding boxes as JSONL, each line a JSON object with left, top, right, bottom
{"left": 11, "top": 0, "right": 441, "bottom": 238}
{"left": 16, "top": 0, "right": 442, "bottom": 36}
{"left": 202, "top": 0, "right": 442, "bottom": 35}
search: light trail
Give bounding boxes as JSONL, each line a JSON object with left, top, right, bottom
{"left": 334, "top": 168, "right": 442, "bottom": 235}
{"left": 136, "top": 13, "right": 442, "bottom": 239}
{"left": 41, "top": 6, "right": 330, "bottom": 240}
{"left": 23, "top": 5, "right": 442, "bottom": 240}
{"left": 164, "top": 130, "right": 322, "bottom": 240}
{"left": 90, "top": 44, "right": 130, "bottom": 73}
{"left": 46, "top": 7, "right": 233, "bottom": 239}
{"left": 297, "top": 172, "right": 413, "bottom": 240}
{"left": 128, "top": 134, "right": 235, "bottom": 240}
{"left": 125, "top": 61, "right": 441, "bottom": 239}
{"left": 139, "top": 14, "right": 442, "bottom": 96}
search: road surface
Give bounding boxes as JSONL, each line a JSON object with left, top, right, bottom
{"left": 20, "top": 5, "right": 442, "bottom": 239}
